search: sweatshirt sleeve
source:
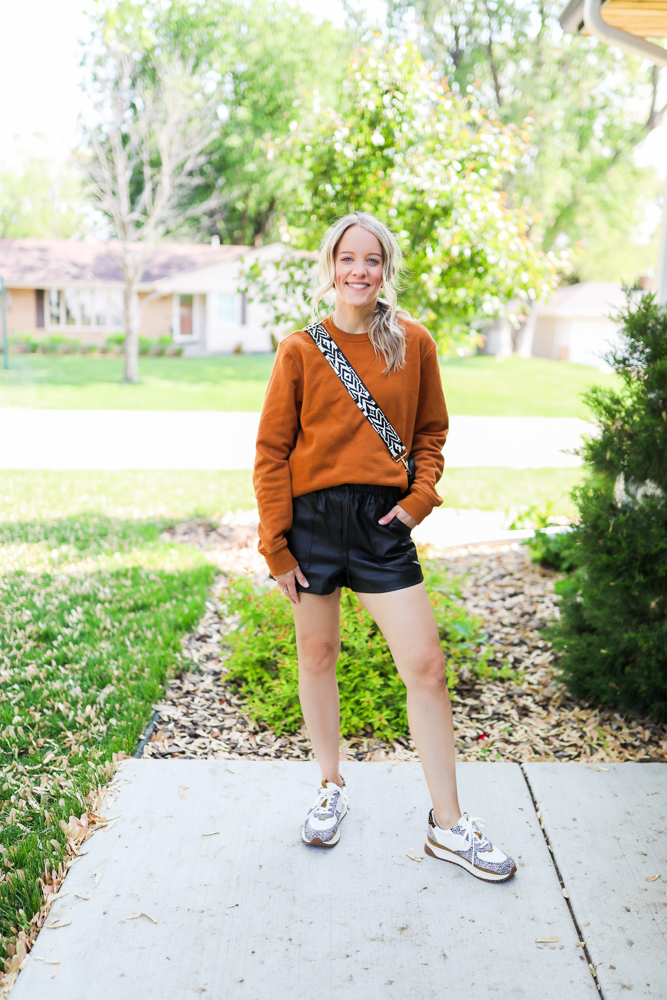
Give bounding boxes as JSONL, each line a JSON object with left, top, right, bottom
{"left": 398, "top": 343, "right": 448, "bottom": 524}
{"left": 253, "top": 343, "right": 302, "bottom": 576}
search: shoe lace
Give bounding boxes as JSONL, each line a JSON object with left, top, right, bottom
{"left": 313, "top": 781, "right": 347, "bottom": 814}
{"left": 460, "top": 814, "right": 489, "bottom": 868}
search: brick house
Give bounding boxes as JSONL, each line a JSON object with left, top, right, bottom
{"left": 0, "top": 238, "right": 282, "bottom": 353}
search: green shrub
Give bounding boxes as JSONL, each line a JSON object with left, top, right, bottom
{"left": 549, "top": 293, "right": 667, "bottom": 721}
{"left": 221, "top": 563, "right": 501, "bottom": 741}
{"left": 526, "top": 528, "right": 581, "bottom": 572}
{"left": 45, "top": 335, "right": 80, "bottom": 354}
{"left": 104, "top": 333, "right": 125, "bottom": 353}
{"left": 9, "top": 335, "right": 38, "bottom": 353}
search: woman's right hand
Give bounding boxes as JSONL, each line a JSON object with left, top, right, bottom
{"left": 275, "top": 564, "right": 310, "bottom": 605}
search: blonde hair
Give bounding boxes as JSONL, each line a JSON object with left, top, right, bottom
{"left": 310, "top": 211, "right": 409, "bottom": 373}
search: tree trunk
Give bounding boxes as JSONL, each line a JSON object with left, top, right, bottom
{"left": 514, "top": 302, "right": 539, "bottom": 358}
{"left": 123, "top": 283, "right": 141, "bottom": 383}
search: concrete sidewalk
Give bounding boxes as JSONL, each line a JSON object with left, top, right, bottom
{"left": 12, "top": 761, "right": 666, "bottom": 999}
{"left": 0, "top": 409, "right": 589, "bottom": 469}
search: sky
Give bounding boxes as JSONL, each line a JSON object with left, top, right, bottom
{"left": 1, "top": 0, "right": 665, "bottom": 180}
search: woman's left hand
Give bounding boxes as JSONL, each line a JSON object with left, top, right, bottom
{"left": 378, "top": 504, "right": 418, "bottom": 529}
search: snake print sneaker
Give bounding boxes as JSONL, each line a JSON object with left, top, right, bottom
{"left": 301, "top": 779, "right": 348, "bottom": 847}
{"left": 425, "top": 810, "right": 517, "bottom": 882}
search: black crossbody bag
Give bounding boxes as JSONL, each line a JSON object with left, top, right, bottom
{"left": 305, "top": 321, "right": 415, "bottom": 492}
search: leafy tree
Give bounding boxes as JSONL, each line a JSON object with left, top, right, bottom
{"left": 98, "top": 0, "right": 354, "bottom": 246}
{"left": 81, "top": 24, "right": 224, "bottom": 382}
{"left": 249, "top": 42, "right": 564, "bottom": 350}
{"left": 549, "top": 293, "right": 667, "bottom": 720}
{"left": 386, "top": 0, "right": 665, "bottom": 277}
{"left": 0, "top": 155, "right": 90, "bottom": 239}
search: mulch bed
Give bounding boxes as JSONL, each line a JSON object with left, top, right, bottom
{"left": 142, "top": 520, "right": 667, "bottom": 764}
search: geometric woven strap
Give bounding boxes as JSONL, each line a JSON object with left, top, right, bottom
{"left": 305, "top": 321, "right": 407, "bottom": 462}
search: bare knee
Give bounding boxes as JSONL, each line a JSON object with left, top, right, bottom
{"left": 405, "top": 649, "right": 448, "bottom": 694}
{"left": 298, "top": 638, "right": 339, "bottom": 677}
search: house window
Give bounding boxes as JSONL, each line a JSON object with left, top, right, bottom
{"left": 94, "top": 291, "right": 107, "bottom": 327}
{"left": 179, "top": 294, "right": 194, "bottom": 336}
{"left": 107, "top": 290, "right": 123, "bottom": 328}
{"left": 79, "top": 289, "right": 93, "bottom": 326}
{"left": 49, "top": 289, "right": 62, "bottom": 326}
{"left": 216, "top": 293, "right": 237, "bottom": 324}
{"left": 45, "top": 288, "right": 124, "bottom": 329}
{"left": 64, "top": 290, "right": 78, "bottom": 325}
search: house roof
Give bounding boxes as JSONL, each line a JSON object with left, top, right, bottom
{"left": 538, "top": 281, "right": 639, "bottom": 318}
{"left": 153, "top": 242, "right": 312, "bottom": 294}
{"left": 0, "top": 239, "right": 247, "bottom": 288}
{"left": 560, "top": 0, "right": 667, "bottom": 38}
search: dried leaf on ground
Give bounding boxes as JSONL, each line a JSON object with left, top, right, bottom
{"left": 119, "top": 912, "right": 157, "bottom": 924}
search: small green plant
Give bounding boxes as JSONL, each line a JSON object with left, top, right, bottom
{"left": 509, "top": 504, "right": 555, "bottom": 530}
{"left": 102, "top": 333, "right": 124, "bottom": 354}
{"left": 9, "top": 335, "right": 38, "bottom": 353}
{"left": 526, "top": 528, "right": 581, "bottom": 572}
{"left": 221, "top": 563, "right": 500, "bottom": 740}
{"left": 42, "top": 336, "right": 81, "bottom": 354}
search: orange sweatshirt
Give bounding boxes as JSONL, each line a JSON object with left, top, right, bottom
{"left": 253, "top": 315, "right": 449, "bottom": 576}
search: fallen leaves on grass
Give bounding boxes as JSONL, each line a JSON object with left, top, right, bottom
{"left": 0, "top": 765, "right": 124, "bottom": 998}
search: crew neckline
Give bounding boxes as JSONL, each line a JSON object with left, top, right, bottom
{"left": 322, "top": 315, "right": 370, "bottom": 343}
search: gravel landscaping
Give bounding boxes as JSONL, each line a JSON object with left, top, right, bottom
{"left": 142, "top": 520, "right": 667, "bottom": 765}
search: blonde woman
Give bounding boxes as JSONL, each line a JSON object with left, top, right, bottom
{"left": 253, "top": 212, "right": 516, "bottom": 881}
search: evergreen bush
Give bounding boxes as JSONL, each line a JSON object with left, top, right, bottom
{"left": 549, "top": 293, "right": 667, "bottom": 720}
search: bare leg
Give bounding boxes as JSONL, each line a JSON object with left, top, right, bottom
{"left": 291, "top": 589, "right": 343, "bottom": 786}
{"left": 356, "top": 583, "right": 461, "bottom": 829}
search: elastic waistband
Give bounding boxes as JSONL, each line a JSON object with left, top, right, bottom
{"left": 295, "top": 483, "right": 402, "bottom": 502}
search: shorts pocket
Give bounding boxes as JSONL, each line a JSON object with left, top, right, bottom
{"left": 287, "top": 496, "right": 316, "bottom": 570}
{"left": 387, "top": 515, "right": 412, "bottom": 534}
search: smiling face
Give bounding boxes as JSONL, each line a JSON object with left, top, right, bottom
{"left": 333, "top": 225, "right": 384, "bottom": 312}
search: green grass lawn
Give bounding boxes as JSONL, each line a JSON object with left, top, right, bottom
{"left": 0, "top": 353, "right": 616, "bottom": 417}
{"left": 0, "top": 475, "right": 219, "bottom": 963}
{"left": 0, "top": 467, "right": 582, "bottom": 522}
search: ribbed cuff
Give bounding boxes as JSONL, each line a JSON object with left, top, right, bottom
{"left": 398, "top": 489, "right": 441, "bottom": 524}
{"left": 263, "top": 546, "right": 298, "bottom": 578}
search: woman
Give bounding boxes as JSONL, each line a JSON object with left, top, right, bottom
{"left": 253, "top": 212, "right": 516, "bottom": 882}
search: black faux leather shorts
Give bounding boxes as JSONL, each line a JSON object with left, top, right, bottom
{"left": 285, "top": 483, "right": 424, "bottom": 596}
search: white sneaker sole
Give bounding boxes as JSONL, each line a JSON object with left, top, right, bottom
{"left": 425, "top": 838, "right": 517, "bottom": 882}
{"left": 301, "top": 804, "right": 348, "bottom": 848}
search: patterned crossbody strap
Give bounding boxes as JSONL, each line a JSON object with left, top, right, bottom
{"left": 305, "top": 321, "right": 410, "bottom": 470}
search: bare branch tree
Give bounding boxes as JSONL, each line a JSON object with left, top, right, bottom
{"left": 81, "top": 42, "right": 222, "bottom": 382}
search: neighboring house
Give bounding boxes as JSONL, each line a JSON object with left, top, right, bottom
{"left": 0, "top": 238, "right": 283, "bottom": 353}
{"left": 531, "top": 281, "right": 634, "bottom": 370}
